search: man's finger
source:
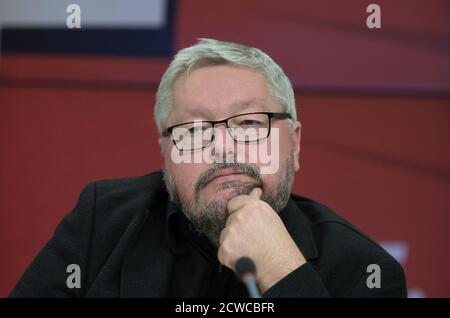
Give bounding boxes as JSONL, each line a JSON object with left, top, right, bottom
{"left": 249, "top": 187, "right": 262, "bottom": 199}
{"left": 227, "top": 195, "right": 252, "bottom": 214}
{"left": 227, "top": 187, "right": 262, "bottom": 214}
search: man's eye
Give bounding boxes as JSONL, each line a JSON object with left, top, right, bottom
{"left": 238, "top": 119, "right": 262, "bottom": 126}
{"left": 187, "top": 126, "right": 202, "bottom": 134}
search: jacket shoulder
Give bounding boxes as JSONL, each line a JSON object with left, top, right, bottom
{"left": 91, "top": 171, "right": 165, "bottom": 212}
{"left": 290, "top": 193, "right": 399, "bottom": 262}
{"left": 94, "top": 171, "right": 164, "bottom": 200}
{"left": 290, "top": 194, "right": 407, "bottom": 297}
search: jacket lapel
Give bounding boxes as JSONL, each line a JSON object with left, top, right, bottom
{"left": 120, "top": 197, "right": 174, "bottom": 297}
{"left": 281, "top": 198, "right": 319, "bottom": 261}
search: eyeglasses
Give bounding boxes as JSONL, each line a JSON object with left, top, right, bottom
{"left": 162, "top": 112, "right": 292, "bottom": 151}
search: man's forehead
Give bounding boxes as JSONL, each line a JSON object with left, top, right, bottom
{"left": 171, "top": 98, "right": 276, "bottom": 122}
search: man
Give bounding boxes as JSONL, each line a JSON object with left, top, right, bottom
{"left": 10, "top": 39, "right": 406, "bottom": 297}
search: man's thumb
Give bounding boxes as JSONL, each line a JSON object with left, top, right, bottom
{"left": 250, "top": 187, "right": 262, "bottom": 199}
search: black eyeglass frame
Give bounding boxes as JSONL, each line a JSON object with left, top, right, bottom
{"left": 162, "top": 111, "right": 292, "bottom": 151}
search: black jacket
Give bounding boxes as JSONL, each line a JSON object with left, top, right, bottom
{"left": 10, "top": 171, "right": 407, "bottom": 297}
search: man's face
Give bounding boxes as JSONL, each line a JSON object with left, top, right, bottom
{"left": 161, "top": 64, "right": 301, "bottom": 246}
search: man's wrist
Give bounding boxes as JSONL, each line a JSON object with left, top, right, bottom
{"left": 258, "top": 254, "right": 306, "bottom": 293}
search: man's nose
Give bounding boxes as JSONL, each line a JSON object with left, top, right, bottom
{"left": 209, "top": 124, "right": 236, "bottom": 163}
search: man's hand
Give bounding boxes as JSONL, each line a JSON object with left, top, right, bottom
{"left": 218, "top": 187, "right": 306, "bottom": 293}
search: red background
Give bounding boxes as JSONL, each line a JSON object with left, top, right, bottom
{"left": 0, "top": 0, "right": 449, "bottom": 297}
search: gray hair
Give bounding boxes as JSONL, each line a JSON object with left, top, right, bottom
{"left": 154, "top": 38, "right": 297, "bottom": 134}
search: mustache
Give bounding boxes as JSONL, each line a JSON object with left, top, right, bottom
{"left": 195, "top": 163, "right": 262, "bottom": 194}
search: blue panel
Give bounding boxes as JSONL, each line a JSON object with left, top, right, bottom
{"left": 1, "top": 0, "right": 175, "bottom": 57}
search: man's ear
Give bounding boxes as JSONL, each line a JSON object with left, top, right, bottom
{"left": 291, "top": 121, "right": 302, "bottom": 171}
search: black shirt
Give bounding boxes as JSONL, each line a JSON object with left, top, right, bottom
{"left": 164, "top": 200, "right": 248, "bottom": 297}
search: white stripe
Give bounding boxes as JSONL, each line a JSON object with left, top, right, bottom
{"left": 379, "top": 241, "right": 409, "bottom": 264}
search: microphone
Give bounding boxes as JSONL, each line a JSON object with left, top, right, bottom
{"left": 235, "top": 257, "right": 261, "bottom": 298}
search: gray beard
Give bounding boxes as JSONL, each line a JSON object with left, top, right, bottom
{"left": 163, "top": 153, "right": 295, "bottom": 247}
